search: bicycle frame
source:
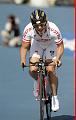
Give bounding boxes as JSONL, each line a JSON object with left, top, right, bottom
{"left": 36, "top": 58, "right": 52, "bottom": 120}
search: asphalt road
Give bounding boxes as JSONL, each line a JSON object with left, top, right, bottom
{"left": 0, "top": 46, "right": 74, "bottom": 120}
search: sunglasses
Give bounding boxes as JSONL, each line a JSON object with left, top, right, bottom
{"left": 33, "top": 22, "right": 46, "bottom": 28}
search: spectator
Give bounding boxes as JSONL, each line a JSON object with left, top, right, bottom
{"left": 12, "top": 0, "right": 56, "bottom": 6}
{"left": 13, "top": 0, "right": 29, "bottom": 4}
{"left": 29, "top": 0, "right": 50, "bottom": 7}
{"left": 48, "top": 0, "right": 56, "bottom": 6}
{"left": 1, "top": 15, "right": 21, "bottom": 47}
{"left": 55, "top": 0, "right": 74, "bottom": 6}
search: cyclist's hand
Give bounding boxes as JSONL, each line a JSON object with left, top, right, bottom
{"left": 52, "top": 57, "right": 61, "bottom": 67}
{"left": 21, "top": 61, "right": 26, "bottom": 70}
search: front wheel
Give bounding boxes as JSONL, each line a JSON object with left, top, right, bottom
{"left": 39, "top": 71, "right": 45, "bottom": 120}
{"left": 45, "top": 94, "right": 52, "bottom": 120}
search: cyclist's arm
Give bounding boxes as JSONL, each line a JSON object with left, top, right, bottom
{"left": 53, "top": 41, "right": 64, "bottom": 66}
{"left": 53, "top": 26, "right": 64, "bottom": 60}
{"left": 56, "top": 41, "right": 64, "bottom": 60}
{"left": 20, "top": 41, "right": 30, "bottom": 65}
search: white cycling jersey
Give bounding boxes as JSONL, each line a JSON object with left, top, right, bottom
{"left": 22, "top": 21, "right": 63, "bottom": 59}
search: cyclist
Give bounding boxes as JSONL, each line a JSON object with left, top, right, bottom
{"left": 20, "top": 9, "right": 64, "bottom": 112}
{"left": 1, "top": 14, "right": 21, "bottom": 47}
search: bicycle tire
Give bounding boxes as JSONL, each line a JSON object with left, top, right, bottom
{"left": 45, "top": 94, "right": 52, "bottom": 120}
{"left": 39, "top": 70, "right": 45, "bottom": 120}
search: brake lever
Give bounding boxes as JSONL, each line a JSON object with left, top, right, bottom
{"left": 57, "top": 61, "right": 62, "bottom": 67}
{"left": 22, "top": 63, "right": 25, "bottom": 71}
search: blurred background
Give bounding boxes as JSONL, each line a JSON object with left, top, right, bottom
{"left": 0, "top": 0, "right": 74, "bottom": 6}
{"left": 0, "top": 1, "right": 74, "bottom": 120}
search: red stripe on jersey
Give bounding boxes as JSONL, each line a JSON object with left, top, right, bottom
{"left": 22, "top": 39, "right": 31, "bottom": 43}
{"left": 56, "top": 40, "right": 63, "bottom": 46}
{"left": 55, "top": 39, "right": 63, "bottom": 45}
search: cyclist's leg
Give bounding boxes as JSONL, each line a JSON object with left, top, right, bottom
{"left": 46, "top": 61, "right": 58, "bottom": 96}
{"left": 46, "top": 61, "right": 59, "bottom": 111}
{"left": 45, "top": 43, "right": 58, "bottom": 96}
{"left": 45, "top": 45, "right": 59, "bottom": 111}
{"left": 29, "top": 40, "right": 42, "bottom": 80}
{"left": 29, "top": 56, "right": 40, "bottom": 80}
{"left": 29, "top": 41, "right": 43, "bottom": 98}
{"left": 29, "top": 57, "right": 40, "bottom": 98}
